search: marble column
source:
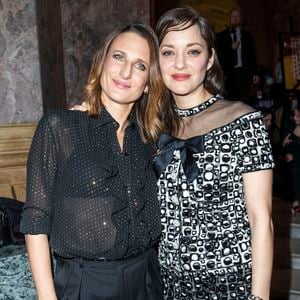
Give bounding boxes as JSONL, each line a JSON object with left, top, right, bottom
{"left": 35, "top": 0, "right": 67, "bottom": 112}
{"left": 0, "top": 0, "right": 42, "bottom": 124}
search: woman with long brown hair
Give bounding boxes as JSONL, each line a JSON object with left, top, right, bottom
{"left": 21, "top": 22, "right": 165, "bottom": 300}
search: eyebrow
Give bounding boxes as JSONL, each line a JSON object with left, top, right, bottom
{"left": 160, "top": 42, "right": 204, "bottom": 48}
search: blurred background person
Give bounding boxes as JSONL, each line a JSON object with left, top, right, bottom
{"left": 216, "top": 8, "right": 260, "bottom": 105}
{"left": 282, "top": 105, "right": 300, "bottom": 215}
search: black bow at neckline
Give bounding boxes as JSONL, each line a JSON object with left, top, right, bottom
{"left": 154, "top": 133, "right": 204, "bottom": 183}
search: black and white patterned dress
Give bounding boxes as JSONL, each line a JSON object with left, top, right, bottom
{"left": 154, "top": 96, "right": 274, "bottom": 300}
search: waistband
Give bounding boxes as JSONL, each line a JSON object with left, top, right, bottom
{"left": 55, "top": 247, "right": 154, "bottom": 265}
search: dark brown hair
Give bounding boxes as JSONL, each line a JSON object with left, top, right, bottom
{"left": 155, "top": 6, "right": 224, "bottom": 135}
{"left": 83, "top": 22, "right": 165, "bottom": 142}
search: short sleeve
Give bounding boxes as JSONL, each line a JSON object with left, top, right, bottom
{"left": 234, "top": 112, "right": 275, "bottom": 173}
{"left": 20, "top": 114, "right": 57, "bottom": 235}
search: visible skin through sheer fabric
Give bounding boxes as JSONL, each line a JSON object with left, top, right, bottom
{"left": 21, "top": 23, "right": 164, "bottom": 300}
{"left": 175, "top": 99, "right": 254, "bottom": 139}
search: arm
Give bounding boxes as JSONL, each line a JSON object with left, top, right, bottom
{"left": 26, "top": 234, "right": 57, "bottom": 300}
{"left": 282, "top": 133, "right": 292, "bottom": 147}
{"left": 242, "top": 30, "right": 259, "bottom": 78}
{"left": 20, "top": 115, "right": 58, "bottom": 298}
{"left": 282, "top": 133, "right": 294, "bottom": 161}
{"left": 215, "top": 30, "right": 233, "bottom": 73}
{"left": 243, "top": 169, "right": 273, "bottom": 300}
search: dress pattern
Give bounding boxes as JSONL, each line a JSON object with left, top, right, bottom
{"left": 155, "top": 110, "right": 274, "bottom": 299}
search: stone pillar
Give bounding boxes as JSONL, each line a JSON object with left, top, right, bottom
{"left": 35, "top": 0, "right": 67, "bottom": 112}
{"left": 0, "top": 0, "right": 42, "bottom": 124}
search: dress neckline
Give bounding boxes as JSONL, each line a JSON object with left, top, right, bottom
{"left": 174, "top": 94, "right": 222, "bottom": 117}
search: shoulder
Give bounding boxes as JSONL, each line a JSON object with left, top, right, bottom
{"left": 241, "top": 29, "right": 253, "bottom": 39}
{"left": 215, "top": 99, "right": 257, "bottom": 120}
{"left": 217, "top": 28, "right": 229, "bottom": 36}
{"left": 211, "top": 99, "right": 264, "bottom": 131}
{"left": 216, "top": 29, "right": 229, "bottom": 40}
{"left": 35, "top": 110, "right": 90, "bottom": 139}
{"left": 39, "top": 109, "right": 89, "bottom": 129}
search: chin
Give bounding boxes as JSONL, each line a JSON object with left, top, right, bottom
{"left": 171, "top": 89, "right": 192, "bottom": 96}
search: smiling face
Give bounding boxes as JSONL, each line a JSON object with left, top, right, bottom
{"left": 263, "top": 113, "right": 272, "bottom": 130}
{"left": 159, "top": 24, "right": 214, "bottom": 104}
{"left": 100, "top": 32, "right": 150, "bottom": 109}
{"left": 294, "top": 108, "right": 300, "bottom": 126}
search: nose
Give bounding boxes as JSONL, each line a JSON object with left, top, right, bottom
{"left": 174, "top": 53, "right": 186, "bottom": 70}
{"left": 120, "top": 62, "right": 132, "bottom": 79}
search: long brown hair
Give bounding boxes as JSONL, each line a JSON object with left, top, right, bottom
{"left": 83, "top": 22, "right": 165, "bottom": 142}
{"left": 155, "top": 6, "right": 224, "bottom": 135}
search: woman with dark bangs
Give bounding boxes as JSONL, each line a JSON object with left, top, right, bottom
{"left": 153, "top": 7, "right": 274, "bottom": 300}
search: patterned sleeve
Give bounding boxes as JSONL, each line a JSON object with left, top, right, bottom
{"left": 20, "top": 114, "right": 57, "bottom": 235}
{"left": 234, "top": 112, "right": 275, "bottom": 173}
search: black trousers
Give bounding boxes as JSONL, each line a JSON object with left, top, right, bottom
{"left": 54, "top": 248, "right": 163, "bottom": 300}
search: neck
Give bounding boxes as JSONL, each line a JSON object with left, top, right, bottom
{"left": 173, "top": 89, "right": 213, "bottom": 109}
{"left": 104, "top": 103, "right": 134, "bottom": 131}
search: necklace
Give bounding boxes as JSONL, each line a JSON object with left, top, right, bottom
{"left": 174, "top": 94, "right": 222, "bottom": 117}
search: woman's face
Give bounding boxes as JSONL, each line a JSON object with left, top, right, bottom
{"left": 159, "top": 24, "right": 214, "bottom": 100}
{"left": 294, "top": 109, "right": 300, "bottom": 125}
{"left": 263, "top": 113, "right": 272, "bottom": 130}
{"left": 100, "top": 32, "right": 150, "bottom": 108}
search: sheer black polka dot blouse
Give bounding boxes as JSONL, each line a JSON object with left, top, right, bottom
{"left": 20, "top": 108, "right": 161, "bottom": 260}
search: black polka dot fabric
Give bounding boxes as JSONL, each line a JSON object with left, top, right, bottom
{"left": 156, "top": 111, "right": 274, "bottom": 299}
{"left": 20, "top": 109, "right": 161, "bottom": 260}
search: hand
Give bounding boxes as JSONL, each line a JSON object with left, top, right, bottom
{"left": 285, "top": 153, "right": 294, "bottom": 162}
{"left": 231, "top": 40, "right": 240, "bottom": 50}
{"left": 70, "top": 101, "right": 89, "bottom": 112}
{"left": 253, "top": 75, "right": 260, "bottom": 84}
{"left": 282, "top": 133, "right": 292, "bottom": 147}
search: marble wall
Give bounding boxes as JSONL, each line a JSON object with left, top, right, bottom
{"left": 0, "top": 0, "right": 150, "bottom": 124}
{"left": 61, "top": 0, "right": 150, "bottom": 107}
{"left": 0, "top": 0, "right": 42, "bottom": 125}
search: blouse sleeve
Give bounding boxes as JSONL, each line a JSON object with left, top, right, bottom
{"left": 235, "top": 113, "right": 275, "bottom": 173}
{"left": 20, "top": 114, "right": 57, "bottom": 235}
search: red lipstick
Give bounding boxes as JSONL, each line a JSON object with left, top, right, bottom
{"left": 171, "top": 74, "right": 191, "bottom": 81}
